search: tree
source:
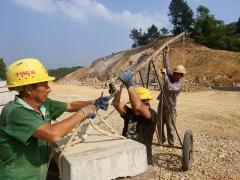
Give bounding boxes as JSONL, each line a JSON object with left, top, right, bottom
{"left": 138, "top": 31, "right": 149, "bottom": 46}
{"left": 129, "top": 25, "right": 160, "bottom": 48}
{"left": 0, "top": 58, "right": 6, "bottom": 80}
{"left": 147, "top": 24, "right": 160, "bottom": 43}
{"left": 129, "top": 28, "right": 141, "bottom": 48}
{"left": 236, "top": 17, "right": 240, "bottom": 34}
{"left": 191, "top": 5, "right": 240, "bottom": 52}
{"left": 48, "top": 66, "right": 84, "bottom": 81}
{"left": 168, "top": 0, "right": 194, "bottom": 35}
{"left": 160, "top": 27, "right": 169, "bottom": 39}
{"left": 224, "top": 22, "right": 237, "bottom": 37}
{"left": 192, "top": 5, "right": 226, "bottom": 49}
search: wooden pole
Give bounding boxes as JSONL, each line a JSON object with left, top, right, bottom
{"left": 160, "top": 49, "right": 164, "bottom": 144}
{"left": 182, "top": 34, "right": 185, "bottom": 65}
{"left": 146, "top": 63, "right": 151, "bottom": 89}
{"left": 130, "top": 32, "right": 185, "bottom": 77}
{"left": 139, "top": 70, "right": 145, "bottom": 88}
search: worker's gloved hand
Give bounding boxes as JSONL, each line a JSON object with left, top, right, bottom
{"left": 80, "top": 104, "right": 96, "bottom": 119}
{"left": 161, "top": 68, "right": 167, "bottom": 76}
{"left": 87, "top": 114, "right": 96, "bottom": 119}
{"left": 109, "top": 82, "right": 117, "bottom": 94}
{"left": 118, "top": 70, "right": 133, "bottom": 89}
{"left": 92, "top": 96, "right": 109, "bottom": 111}
{"left": 165, "top": 45, "right": 169, "bottom": 52}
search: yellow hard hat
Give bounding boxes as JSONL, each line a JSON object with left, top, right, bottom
{"left": 6, "top": 58, "right": 55, "bottom": 87}
{"left": 173, "top": 65, "right": 186, "bottom": 75}
{"left": 127, "top": 87, "right": 153, "bottom": 103}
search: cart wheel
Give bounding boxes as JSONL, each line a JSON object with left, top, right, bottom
{"left": 182, "top": 130, "right": 193, "bottom": 171}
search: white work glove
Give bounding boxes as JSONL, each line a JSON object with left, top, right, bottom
{"left": 161, "top": 68, "right": 166, "bottom": 76}
{"left": 80, "top": 104, "right": 96, "bottom": 119}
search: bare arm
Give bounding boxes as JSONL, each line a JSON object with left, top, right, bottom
{"left": 164, "top": 55, "right": 171, "bottom": 77}
{"left": 112, "top": 84, "right": 127, "bottom": 116}
{"left": 32, "top": 110, "right": 86, "bottom": 143}
{"left": 127, "top": 86, "right": 151, "bottom": 120}
{"left": 65, "top": 100, "right": 92, "bottom": 112}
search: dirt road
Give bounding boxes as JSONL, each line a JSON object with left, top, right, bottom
{"left": 48, "top": 84, "right": 240, "bottom": 180}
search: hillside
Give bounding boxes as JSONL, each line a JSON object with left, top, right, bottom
{"left": 57, "top": 36, "right": 240, "bottom": 90}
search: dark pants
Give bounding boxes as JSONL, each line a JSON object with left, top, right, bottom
{"left": 157, "top": 102, "right": 176, "bottom": 146}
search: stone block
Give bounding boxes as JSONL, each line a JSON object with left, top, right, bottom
{"left": 51, "top": 123, "right": 148, "bottom": 180}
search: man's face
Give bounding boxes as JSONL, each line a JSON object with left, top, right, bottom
{"left": 30, "top": 81, "right": 51, "bottom": 105}
{"left": 172, "top": 72, "right": 183, "bottom": 82}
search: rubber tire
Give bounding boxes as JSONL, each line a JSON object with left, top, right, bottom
{"left": 182, "top": 130, "right": 193, "bottom": 171}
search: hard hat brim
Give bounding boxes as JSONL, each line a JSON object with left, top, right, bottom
{"left": 126, "top": 98, "right": 153, "bottom": 104}
{"left": 6, "top": 76, "right": 56, "bottom": 87}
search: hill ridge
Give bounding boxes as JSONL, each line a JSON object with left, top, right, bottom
{"left": 57, "top": 37, "right": 240, "bottom": 90}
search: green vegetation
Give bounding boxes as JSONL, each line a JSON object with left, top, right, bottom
{"left": 168, "top": 0, "right": 194, "bottom": 35}
{"left": 129, "top": 0, "right": 240, "bottom": 53}
{"left": 48, "top": 66, "right": 84, "bottom": 81}
{"left": 0, "top": 58, "right": 6, "bottom": 80}
{"left": 191, "top": 5, "right": 240, "bottom": 52}
{"left": 129, "top": 25, "right": 169, "bottom": 48}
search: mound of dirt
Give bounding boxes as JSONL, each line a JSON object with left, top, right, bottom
{"left": 56, "top": 36, "right": 240, "bottom": 91}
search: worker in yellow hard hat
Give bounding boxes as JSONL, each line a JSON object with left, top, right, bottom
{"left": 0, "top": 58, "right": 109, "bottom": 180}
{"left": 156, "top": 45, "right": 186, "bottom": 147}
{"left": 111, "top": 70, "right": 157, "bottom": 166}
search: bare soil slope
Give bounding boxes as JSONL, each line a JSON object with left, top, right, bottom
{"left": 57, "top": 37, "right": 240, "bottom": 88}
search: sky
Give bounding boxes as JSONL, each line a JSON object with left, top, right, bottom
{"left": 1, "top": 0, "right": 240, "bottom": 70}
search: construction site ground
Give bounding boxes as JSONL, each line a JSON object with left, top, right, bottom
{"left": 49, "top": 84, "right": 240, "bottom": 180}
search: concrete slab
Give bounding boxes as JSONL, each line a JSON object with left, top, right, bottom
{"left": 0, "top": 81, "right": 6, "bottom": 87}
{"left": 51, "top": 123, "right": 149, "bottom": 180}
{"left": 0, "top": 87, "right": 9, "bottom": 93}
{"left": 0, "top": 81, "right": 18, "bottom": 114}
{"left": 0, "top": 92, "right": 18, "bottom": 105}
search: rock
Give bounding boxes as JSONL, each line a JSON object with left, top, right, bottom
{"left": 219, "top": 153, "right": 228, "bottom": 158}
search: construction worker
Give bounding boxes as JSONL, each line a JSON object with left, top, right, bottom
{"left": 112, "top": 70, "right": 157, "bottom": 165}
{"left": 157, "top": 46, "right": 186, "bottom": 146}
{"left": 0, "top": 59, "right": 108, "bottom": 180}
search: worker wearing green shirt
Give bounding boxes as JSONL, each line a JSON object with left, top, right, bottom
{"left": 0, "top": 58, "right": 108, "bottom": 180}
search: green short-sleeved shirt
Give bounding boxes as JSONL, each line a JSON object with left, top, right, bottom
{"left": 0, "top": 96, "right": 67, "bottom": 180}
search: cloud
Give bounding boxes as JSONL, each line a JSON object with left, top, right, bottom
{"left": 13, "top": 0, "right": 57, "bottom": 12}
{"left": 12, "top": 0, "right": 170, "bottom": 30}
{"left": 114, "top": 10, "right": 169, "bottom": 31}
{"left": 55, "top": 0, "right": 113, "bottom": 22}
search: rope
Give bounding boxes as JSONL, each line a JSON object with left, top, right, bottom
{"left": 48, "top": 87, "right": 126, "bottom": 180}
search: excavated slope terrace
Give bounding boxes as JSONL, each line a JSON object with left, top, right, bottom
{"left": 57, "top": 37, "right": 240, "bottom": 90}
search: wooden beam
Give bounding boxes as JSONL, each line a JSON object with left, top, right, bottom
{"left": 112, "top": 32, "right": 185, "bottom": 90}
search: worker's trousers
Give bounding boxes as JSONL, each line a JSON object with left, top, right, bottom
{"left": 157, "top": 102, "right": 177, "bottom": 146}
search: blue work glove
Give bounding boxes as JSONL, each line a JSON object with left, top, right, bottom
{"left": 92, "top": 96, "right": 109, "bottom": 111}
{"left": 87, "top": 114, "right": 96, "bottom": 119}
{"left": 118, "top": 70, "right": 133, "bottom": 89}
